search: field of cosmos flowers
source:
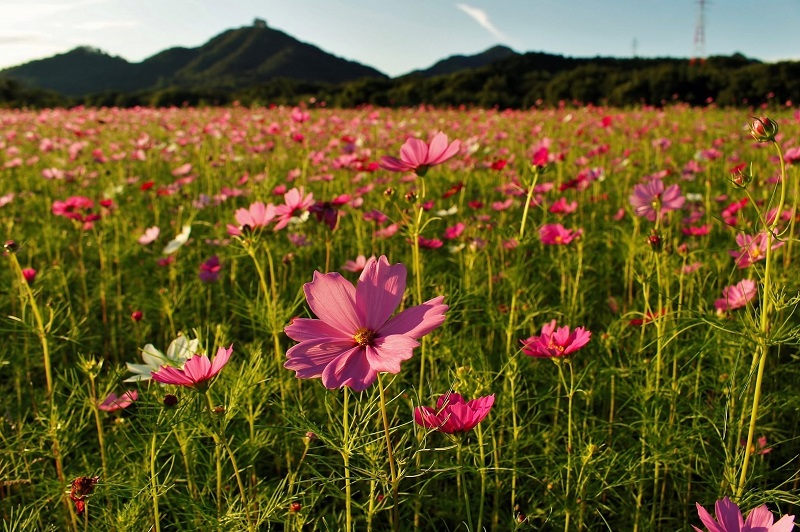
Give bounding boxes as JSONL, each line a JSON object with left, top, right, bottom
{"left": 2, "top": 103, "right": 800, "bottom": 531}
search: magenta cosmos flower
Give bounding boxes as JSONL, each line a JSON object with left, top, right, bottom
{"left": 714, "top": 279, "right": 757, "bottom": 312}
{"left": 151, "top": 345, "right": 232, "bottom": 391}
{"left": 274, "top": 187, "right": 314, "bottom": 231}
{"left": 227, "top": 201, "right": 276, "bottom": 236}
{"left": 629, "top": 179, "right": 685, "bottom": 222}
{"left": 284, "top": 256, "right": 448, "bottom": 391}
{"left": 414, "top": 392, "right": 495, "bottom": 433}
{"left": 694, "top": 496, "right": 794, "bottom": 532}
{"left": 730, "top": 232, "right": 785, "bottom": 269}
{"left": 380, "top": 132, "right": 460, "bottom": 176}
{"left": 521, "top": 320, "right": 591, "bottom": 358}
{"left": 98, "top": 390, "right": 138, "bottom": 412}
{"left": 539, "top": 223, "right": 583, "bottom": 245}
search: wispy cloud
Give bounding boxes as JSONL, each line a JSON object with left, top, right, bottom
{"left": 0, "top": 34, "right": 47, "bottom": 45}
{"left": 72, "top": 20, "right": 139, "bottom": 31}
{"left": 456, "top": 4, "right": 508, "bottom": 42}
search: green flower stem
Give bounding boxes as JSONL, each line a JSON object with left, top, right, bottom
{"left": 518, "top": 168, "right": 540, "bottom": 241}
{"left": 557, "top": 359, "right": 575, "bottom": 531}
{"left": 150, "top": 430, "right": 162, "bottom": 532}
{"left": 342, "top": 388, "right": 353, "bottom": 532}
{"left": 456, "top": 439, "right": 474, "bottom": 532}
{"left": 8, "top": 252, "right": 53, "bottom": 398}
{"left": 86, "top": 373, "right": 108, "bottom": 491}
{"left": 736, "top": 140, "right": 788, "bottom": 499}
{"left": 377, "top": 374, "right": 400, "bottom": 532}
{"left": 475, "top": 423, "right": 488, "bottom": 532}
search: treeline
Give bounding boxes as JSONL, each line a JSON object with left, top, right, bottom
{"left": 3, "top": 52, "right": 800, "bottom": 109}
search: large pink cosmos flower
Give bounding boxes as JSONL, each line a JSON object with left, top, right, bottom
{"left": 629, "top": 179, "right": 685, "bottom": 222}
{"left": 274, "top": 187, "right": 315, "bottom": 231}
{"left": 714, "top": 279, "right": 758, "bottom": 312}
{"left": 151, "top": 345, "right": 232, "bottom": 391}
{"left": 414, "top": 392, "right": 495, "bottom": 433}
{"left": 380, "top": 132, "right": 460, "bottom": 176}
{"left": 521, "top": 320, "right": 591, "bottom": 358}
{"left": 729, "top": 232, "right": 785, "bottom": 269}
{"left": 539, "top": 223, "right": 583, "bottom": 245}
{"left": 227, "top": 201, "right": 276, "bottom": 236}
{"left": 694, "top": 496, "right": 794, "bottom": 532}
{"left": 284, "top": 256, "right": 448, "bottom": 391}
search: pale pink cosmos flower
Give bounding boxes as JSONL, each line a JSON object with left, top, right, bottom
{"left": 137, "top": 226, "right": 160, "bottom": 245}
{"left": 0, "top": 192, "right": 14, "bottom": 208}
{"left": 98, "top": 390, "right": 138, "bottom": 412}
{"left": 714, "top": 279, "right": 757, "bottom": 312}
{"left": 414, "top": 393, "right": 495, "bottom": 433}
{"left": 227, "top": 201, "right": 276, "bottom": 236}
{"left": 274, "top": 187, "right": 315, "bottom": 231}
{"left": 539, "top": 223, "right": 583, "bottom": 245}
{"left": 443, "top": 222, "right": 466, "bottom": 240}
{"left": 693, "top": 496, "right": 794, "bottom": 532}
{"left": 730, "top": 232, "right": 785, "bottom": 269}
{"left": 284, "top": 256, "right": 448, "bottom": 391}
{"left": 151, "top": 345, "right": 232, "bottom": 391}
{"left": 380, "top": 132, "right": 460, "bottom": 176}
{"left": 521, "top": 320, "right": 591, "bottom": 358}
{"left": 629, "top": 179, "right": 685, "bottom": 222}
{"left": 342, "top": 255, "right": 374, "bottom": 273}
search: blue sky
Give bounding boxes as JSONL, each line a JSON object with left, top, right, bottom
{"left": 2, "top": 0, "right": 799, "bottom": 76}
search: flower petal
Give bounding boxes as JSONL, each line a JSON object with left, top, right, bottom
{"left": 304, "top": 271, "right": 361, "bottom": 334}
{"left": 769, "top": 514, "right": 796, "bottom": 532}
{"left": 320, "top": 346, "right": 376, "bottom": 391}
{"left": 356, "top": 256, "right": 406, "bottom": 330}
{"left": 284, "top": 339, "right": 355, "bottom": 379}
{"left": 695, "top": 502, "right": 727, "bottom": 532}
{"left": 380, "top": 296, "right": 447, "bottom": 339}
{"left": 364, "top": 335, "right": 419, "bottom": 374}
{"left": 400, "top": 137, "right": 429, "bottom": 167}
{"left": 285, "top": 317, "right": 353, "bottom": 342}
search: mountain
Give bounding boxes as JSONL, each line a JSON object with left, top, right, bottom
{"left": 409, "top": 45, "right": 519, "bottom": 78}
{"left": 0, "top": 21, "right": 387, "bottom": 97}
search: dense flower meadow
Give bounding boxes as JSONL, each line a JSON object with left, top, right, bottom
{"left": 2, "top": 103, "right": 800, "bottom": 531}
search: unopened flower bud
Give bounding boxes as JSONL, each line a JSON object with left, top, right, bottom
{"left": 404, "top": 190, "right": 418, "bottom": 203}
{"left": 750, "top": 116, "right": 778, "bottom": 142}
{"left": 647, "top": 231, "right": 664, "bottom": 252}
{"left": 131, "top": 310, "right": 143, "bottom": 322}
{"left": 163, "top": 394, "right": 178, "bottom": 408}
{"left": 729, "top": 163, "right": 753, "bottom": 188}
{"left": 290, "top": 502, "right": 302, "bottom": 512}
{"left": 4, "top": 240, "right": 18, "bottom": 253}
{"left": 383, "top": 187, "right": 395, "bottom": 197}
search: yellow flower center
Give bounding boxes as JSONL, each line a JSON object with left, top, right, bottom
{"left": 353, "top": 327, "right": 377, "bottom": 347}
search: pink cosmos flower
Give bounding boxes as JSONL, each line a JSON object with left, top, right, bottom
{"left": 284, "top": 256, "right": 448, "bottom": 391}
{"left": 137, "top": 226, "right": 160, "bottom": 245}
{"left": 443, "top": 222, "right": 466, "bottom": 240}
{"left": 629, "top": 179, "right": 685, "bottom": 222}
{"left": 693, "top": 496, "right": 794, "bottom": 532}
{"left": 741, "top": 435, "right": 772, "bottom": 456}
{"left": 730, "top": 233, "right": 785, "bottom": 269}
{"left": 227, "top": 201, "right": 276, "bottom": 236}
{"left": 380, "top": 132, "right": 460, "bottom": 176}
{"left": 199, "top": 255, "right": 222, "bottom": 283}
{"left": 414, "top": 392, "right": 495, "bottom": 433}
{"left": 274, "top": 187, "right": 315, "bottom": 231}
{"left": 714, "top": 279, "right": 757, "bottom": 312}
{"left": 342, "top": 255, "right": 374, "bottom": 273}
{"left": 98, "top": 390, "right": 138, "bottom": 412}
{"left": 521, "top": 320, "right": 591, "bottom": 358}
{"left": 151, "top": 345, "right": 232, "bottom": 391}
{"left": 539, "top": 223, "right": 583, "bottom": 245}
{"left": 549, "top": 197, "right": 578, "bottom": 215}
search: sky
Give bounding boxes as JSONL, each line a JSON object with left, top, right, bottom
{"left": 1, "top": 0, "right": 799, "bottom": 77}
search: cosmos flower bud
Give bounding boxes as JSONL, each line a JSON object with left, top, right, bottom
{"left": 4, "top": 240, "right": 18, "bottom": 253}
{"left": 647, "top": 231, "right": 664, "bottom": 252}
{"left": 163, "top": 394, "right": 179, "bottom": 408}
{"left": 750, "top": 116, "right": 778, "bottom": 142}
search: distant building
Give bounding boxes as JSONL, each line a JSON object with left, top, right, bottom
{"left": 253, "top": 18, "right": 267, "bottom": 28}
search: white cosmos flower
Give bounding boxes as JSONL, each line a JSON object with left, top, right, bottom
{"left": 125, "top": 334, "right": 201, "bottom": 382}
{"left": 162, "top": 224, "right": 191, "bottom": 255}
